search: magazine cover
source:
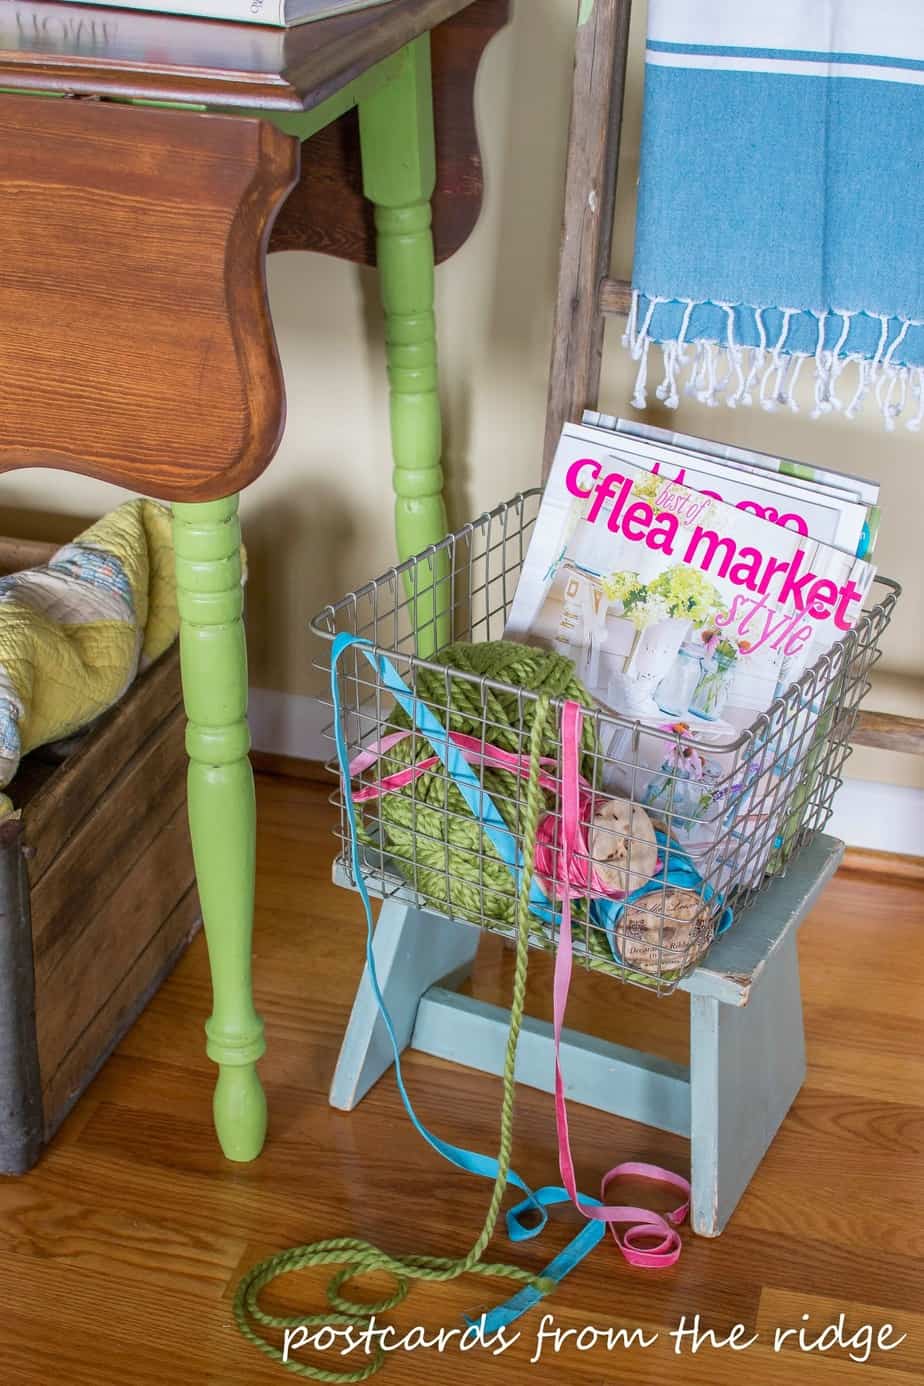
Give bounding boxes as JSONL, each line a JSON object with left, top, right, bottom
{"left": 506, "top": 423, "right": 877, "bottom": 880}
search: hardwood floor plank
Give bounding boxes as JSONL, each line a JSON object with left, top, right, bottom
{"left": 0, "top": 1180, "right": 245, "bottom": 1301}
{"left": 0, "top": 773, "right": 918, "bottom": 1385}
{"left": 782, "top": 1089, "right": 924, "bottom": 1155}
{"left": 756, "top": 1288, "right": 924, "bottom": 1376}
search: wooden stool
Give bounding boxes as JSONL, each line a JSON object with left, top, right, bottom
{"left": 330, "top": 833, "right": 842, "bottom": 1236}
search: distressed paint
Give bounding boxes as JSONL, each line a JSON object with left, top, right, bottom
{"left": 690, "top": 929, "right": 807, "bottom": 1235}
{"left": 332, "top": 838, "right": 841, "bottom": 1233}
{"left": 329, "top": 898, "right": 479, "bottom": 1111}
{"left": 413, "top": 986, "right": 692, "bottom": 1136}
{"left": 680, "top": 834, "right": 843, "bottom": 1005}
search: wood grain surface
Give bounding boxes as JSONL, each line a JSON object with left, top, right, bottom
{"left": 0, "top": 94, "right": 297, "bottom": 501}
{"left": 841, "top": 847, "right": 924, "bottom": 884}
{"left": 13, "top": 649, "right": 185, "bottom": 884}
{"left": 543, "top": 0, "right": 632, "bottom": 477}
{"left": 598, "top": 273, "right": 633, "bottom": 314}
{"left": 853, "top": 709, "right": 924, "bottom": 756}
{"left": 31, "top": 710, "right": 188, "bottom": 1058}
{"left": 269, "top": 0, "right": 509, "bottom": 264}
{"left": 0, "top": 772, "right": 918, "bottom": 1385}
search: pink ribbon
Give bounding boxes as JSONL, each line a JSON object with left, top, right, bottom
{"left": 533, "top": 791, "right": 625, "bottom": 900}
{"left": 350, "top": 729, "right": 626, "bottom": 899}
{"left": 551, "top": 700, "right": 690, "bottom": 1267}
{"left": 350, "top": 730, "right": 564, "bottom": 804}
{"left": 353, "top": 713, "right": 690, "bottom": 1264}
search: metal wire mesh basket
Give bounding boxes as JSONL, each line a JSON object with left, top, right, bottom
{"left": 310, "top": 490, "right": 899, "bottom": 996}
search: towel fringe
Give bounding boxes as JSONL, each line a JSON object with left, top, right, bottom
{"left": 908, "top": 368, "right": 924, "bottom": 432}
{"left": 625, "top": 297, "right": 924, "bottom": 429}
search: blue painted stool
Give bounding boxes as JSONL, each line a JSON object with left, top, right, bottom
{"left": 330, "top": 833, "right": 843, "bottom": 1236}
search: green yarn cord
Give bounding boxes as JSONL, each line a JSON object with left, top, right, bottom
{"left": 234, "top": 694, "right": 557, "bottom": 1381}
{"left": 364, "top": 642, "right": 599, "bottom": 928}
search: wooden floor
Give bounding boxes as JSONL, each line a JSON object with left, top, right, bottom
{"left": 1, "top": 773, "right": 922, "bottom": 1385}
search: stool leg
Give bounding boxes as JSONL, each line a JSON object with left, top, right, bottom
{"left": 358, "top": 37, "right": 449, "bottom": 656}
{"left": 689, "top": 929, "right": 806, "bottom": 1235}
{"left": 173, "top": 497, "right": 266, "bottom": 1161}
{"left": 330, "top": 900, "right": 479, "bottom": 1111}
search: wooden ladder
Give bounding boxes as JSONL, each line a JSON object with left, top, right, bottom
{"left": 543, "top": 0, "right": 923, "bottom": 760}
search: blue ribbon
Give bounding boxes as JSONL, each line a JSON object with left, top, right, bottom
{"left": 330, "top": 634, "right": 608, "bottom": 1328}
{"left": 593, "top": 830, "right": 733, "bottom": 966}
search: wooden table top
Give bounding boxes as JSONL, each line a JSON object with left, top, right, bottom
{"left": 0, "top": 0, "right": 509, "bottom": 501}
{"left": 0, "top": 0, "right": 480, "bottom": 109}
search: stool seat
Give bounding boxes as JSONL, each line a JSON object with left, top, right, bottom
{"left": 329, "top": 834, "right": 843, "bottom": 1235}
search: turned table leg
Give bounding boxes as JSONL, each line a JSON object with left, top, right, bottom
{"left": 173, "top": 497, "right": 266, "bottom": 1162}
{"left": 359, "top": 37, "right": 450, "bottom": 654}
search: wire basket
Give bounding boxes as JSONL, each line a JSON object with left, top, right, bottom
{"left": 311, "top": 490, "right": 899, "bottom": 996}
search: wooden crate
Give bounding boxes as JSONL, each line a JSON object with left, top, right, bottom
{"left": 0, "top": 537, "right": 199, "bottom": 1173}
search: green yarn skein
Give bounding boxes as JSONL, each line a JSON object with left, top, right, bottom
{"left": 362, "top": 641, "right": 598, "bottom": 926}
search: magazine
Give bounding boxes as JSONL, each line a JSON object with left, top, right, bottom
{"left": 585, "top": 411, "right": 881, "bottom": 556}
{"left": 562, "top": 422, "right": 871, "bottom": 559}
{"left": 602, "top": 414, "right": 880, "bottom": 505}
{"left": 506, "top": 423, "right": 877, "bottom": 884}
{"left": 578, "top": 416, "right": 877, "bottom": 559}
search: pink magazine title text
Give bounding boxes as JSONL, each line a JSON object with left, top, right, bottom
{"left": 566, "top": 459, "right": 866, "bottom": 658}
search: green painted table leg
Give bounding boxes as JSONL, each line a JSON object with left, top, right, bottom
{"left": 359, "top": 37, "right": 450, "bottom": 656}
{"left": 173, "top": 497, "right": 266, "bottom": 1162}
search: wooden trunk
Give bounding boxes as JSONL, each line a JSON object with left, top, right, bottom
{"left": 0, "top": 538, "right": 199, "bottom": 1174}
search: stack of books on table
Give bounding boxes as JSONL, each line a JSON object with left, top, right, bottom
{"left": 38, "top": 0, "right": 396, "bottom": 26}
{"left": 6, "top": 0, "right": 400, "bottom": 69}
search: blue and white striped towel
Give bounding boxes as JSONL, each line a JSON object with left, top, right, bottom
{"left": 627, "top": 0, "right": 924, "bottom": 430}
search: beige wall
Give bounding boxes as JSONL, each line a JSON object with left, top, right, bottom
{"left": 1, "top": 0, "right": 921, "bottom": 786}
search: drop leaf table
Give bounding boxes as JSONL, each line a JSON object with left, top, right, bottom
{"left": 0, "top": 0, "right": 508, "bottom": 1162}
